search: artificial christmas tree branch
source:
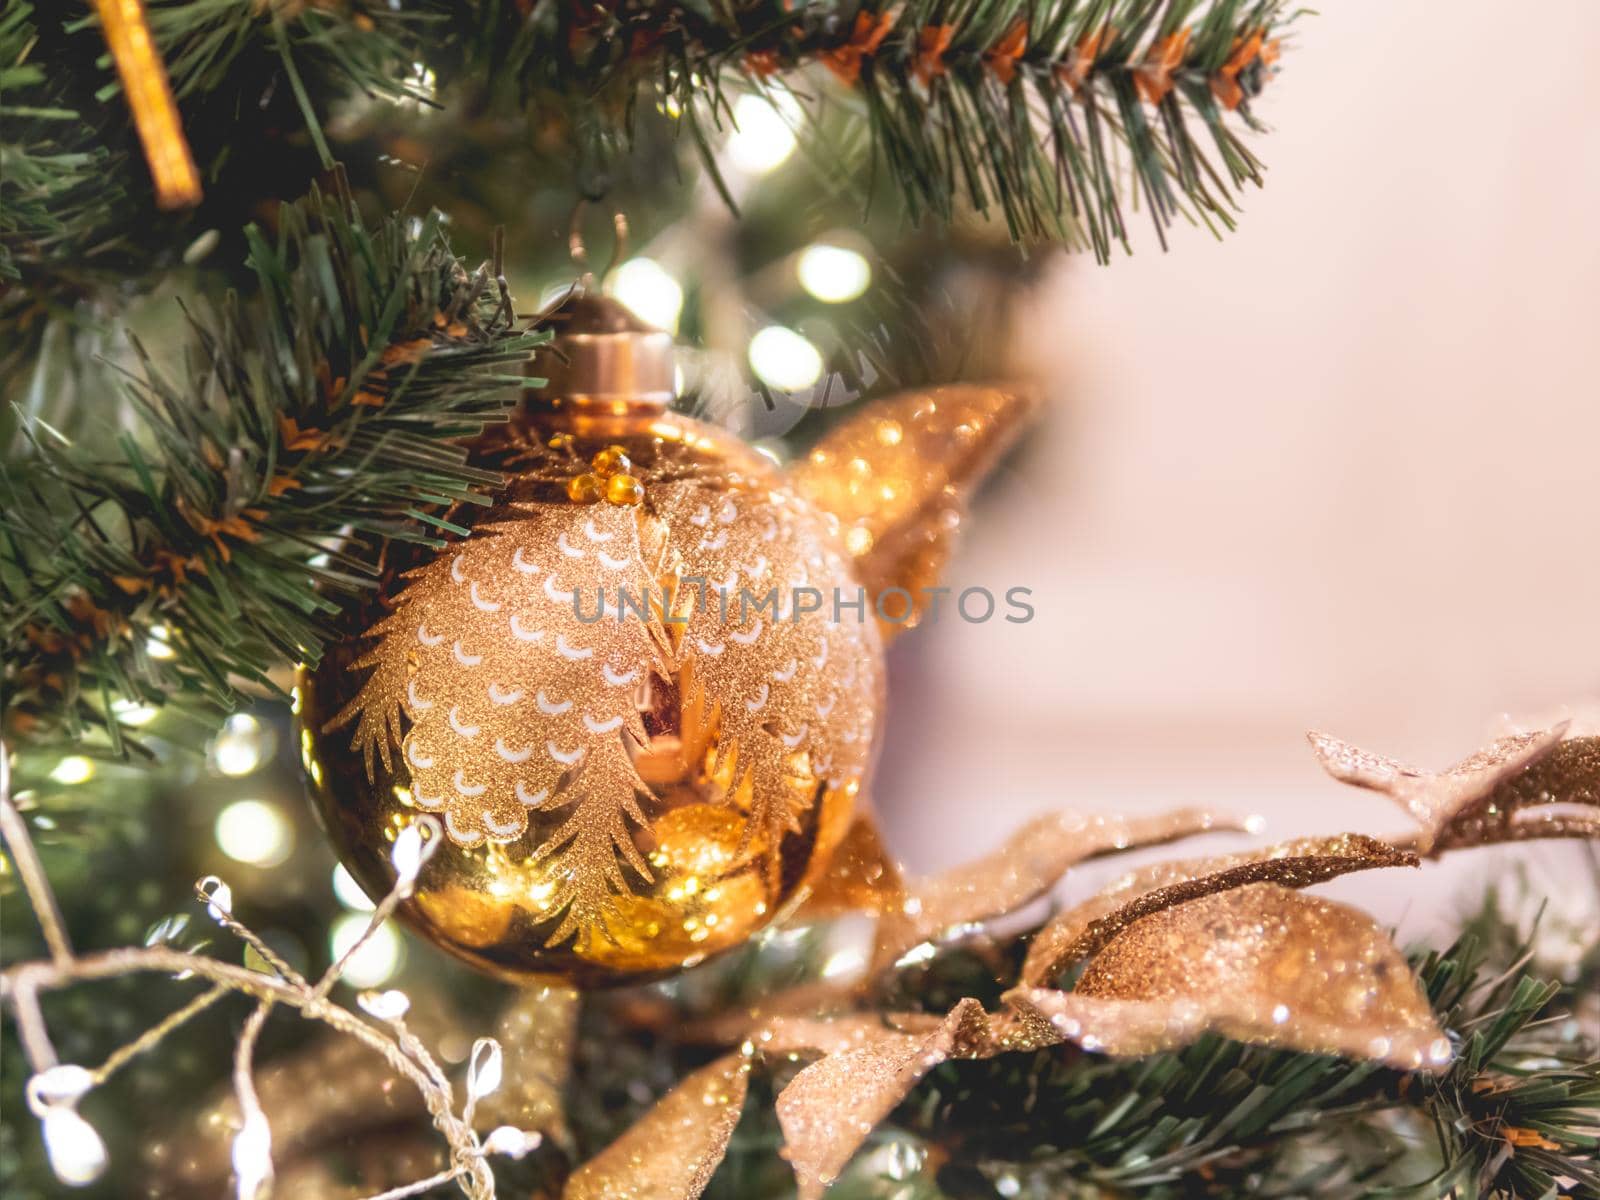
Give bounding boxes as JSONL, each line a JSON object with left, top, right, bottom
{"left": 4, "top": 0, "right": 1293, "bottom": 314}
{"left": 1, "top": 180, "right": 544, "bottom": 747}
{"left": 461, "top": 0, "right": 1292, "bottom": 254}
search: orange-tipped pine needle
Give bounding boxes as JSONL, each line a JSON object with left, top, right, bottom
{"left": 95, "top": 0, "right": 201, "bottom": 209}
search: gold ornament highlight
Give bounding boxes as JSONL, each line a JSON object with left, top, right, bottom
{"left": 298, "top": 294, "right": 1033, "bottom": 985}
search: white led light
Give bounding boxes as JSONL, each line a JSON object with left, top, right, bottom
{"left": 607, "top": 257, "right": 684, "bottom": 333}
{"left": 797, "top": 243, "right": 872, "bottom": 303}
{"left": 484, "top": 1125, "right": 542, "bottom": 1158}
{"left": 390, "top": 819, "right": 438, "bottom": 892}
{"left": 329, "top": 916, "right": 404, "bottom": 989}
{"left": 41, "top": 1106, "right": 107, "bottom": 1187}
{"left": 231, "top": 1109, "right": 272, "bottom": 1200}
{"left": 111, "top": 698, "right": 159, "bottom": 727}
{"left": 197, "top": 876, "right": 234, "bottom": 921}
{"left": 211, "top": 713, "right": 271, "bottom": 778}
{"left": 146, "top": 625, "right": 176, "bottom": 660}
{"left": 357, "top": 988, "right": 411, "bottom": 1021}
{"left": 331, "top": 864, "right": 377, "bottom": 912}
{"left": 748, "top": 325, "right": 823, "bottom": 392}
{"left": 215, "top": 800, "right": 293, "bottom": 869}
{"left": 726, "top": 91, "right": 801, "bottom": 175}
{"left": 467, "top": 1037, "right": 504, "bottom": 1100}
{"left": 49, "top": 756, "right": 94, "bottom": 786}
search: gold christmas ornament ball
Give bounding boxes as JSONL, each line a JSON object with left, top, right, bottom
{"left": 299, "top": 411, "right": 880, "bottom": 986}
{"left": 297, "top": 293, "right": 1032, "bottom": 986}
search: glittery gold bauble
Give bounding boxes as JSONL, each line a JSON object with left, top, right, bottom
{"left": 298, "top": 293, "right": 1032, "bottom": 986}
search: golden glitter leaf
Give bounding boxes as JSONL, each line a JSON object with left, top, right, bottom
{"left": 774, "top": 1000, "right": 988, "bottom": 1200}
{"left": 1019, "top": 833, "right": 1417, "bottom": 987}
{"left": 1007, "top": 885, "right": 1451, "bottom": 1072}
{"left": 788, "top": 383, "right": 1036, "bottom": 635}
{"left": 872, "top": 808, "right": 1244, "bottom": 973}
{"left": 1308, "top": 725, "right": 1600, "bottom": 854}
{"left": 564, "top": 1052, "right": 751, "bottom": 1200}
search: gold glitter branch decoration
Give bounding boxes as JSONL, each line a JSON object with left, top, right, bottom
{"left": 94, "top": 0, "right": 202, "bottom": 209}
{"left": 1308, "top": 722, "right": 1600, "bottom": 853}
{"left": 563, "top": 714, "right": 1598, "bottom": 1200}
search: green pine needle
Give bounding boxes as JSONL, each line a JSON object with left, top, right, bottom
{"left": 2, "top": 179, "right": 545, "bottom": 746}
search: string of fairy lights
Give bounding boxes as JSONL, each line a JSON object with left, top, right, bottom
{"left": 36, "top": 703, "right": 410, "bottom": 996}
{"left": 9, "top": 777, "right": 544, "bottom": 1196}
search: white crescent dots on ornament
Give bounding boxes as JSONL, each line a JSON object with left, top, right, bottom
{"left": 515, "top": 781, "right": 549, "bottom": 807}
{"left": 450, "top": 555, "right": 467, "bottom": 584}
{"left": 488, "top": 683, "right": 524, "bottom": 705}
{"left": 773, "top": 659, "right": 799, "bottom": 682}
{"left": 555, "top": 635, "right": 592, "bottom": 660}
{"left": 603, "top": 663, "right": 639, "bottom": 686}
{"left": 761, "top": 517, "right": 778, "bottom": 542}
{"left": 452, "top": 642, "right": 483, "bottom": 667}
{"left": 813, "top": 641, "right": 828, "bottom": 670}
{"left": 417, "top": 624, "right": 445, "bottom": 647}
{"left": 740, "top": 556, "right": 768, "bottom": 579}
{"left": 694, "top": 637, "right": 725, "bottom": 656}
{"left": 716, "top": 498, "right": 738, "bottom": 524}
{"left": 406, "top": 741, "right": 435, "bottom": 769}
{"left": 448, "top": 707, "right": 480, "bottom": 738}
{"left": 511, "top": 547, "right": 540, "bottom": 574}
{"left": 583, "top": 713, "right": 624, "bottom": 734}
{"left": 689, "top": 505, "right": 711, "bottom": 527}
{"left": 482, "top": 809, "right": 524, "bottom": 838}
{"left": 816, "top": 695, "right": 836, "bottom": 719}
{"left": 547, "top": 742, "right": 585, "bottom": 766}
{"left": 412, "top": 787, "right": 444, "bottom": 811}
{"left": 731, "top": 619, "right": 763, "bottom": 645}
{"left": 782, "top": 725, "right": 810, "bottom": 749}
{"left": 444, "top": 810, "right": 484, "bottom": 846}
{"left": 557, "top": 531, "right": 584, "bottom": 559}
{"left": 746, "top": 684, "right": 770, "bottom": 712}
{"left": 536, "top": 690, "right": 572, "bottom": 715}
{"left": 699, "top": 530, "right": 729, "bottom": 551}
{"left": 495, "top": 738, "right": 533, "bottom": 763}
{"left": 452, "top": 769, "right": 487, "bottom": 797}
{"left": 407, "top": 680, "right": 434, "bottom": 711}
{"left": 469, "top": 581, "right": 501, "bottom": 612}
{"left": 543, "top": 574, "right": 574, "bottom": 604}
{"left": 598, "top": 550, "right": 630, "bottom": 571}
{"left": 509, "top": 614, "right": 544, "bottom": 642}
{"left": 584, "top": 518, "right": 614, "bottom": 543}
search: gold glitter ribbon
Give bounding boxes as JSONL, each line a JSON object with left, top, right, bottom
{"left": 564, "top": 1053, "right": 751, "bottom": 1200}
{"left": 95, "top": 0, "right": 202, "bottom": 209}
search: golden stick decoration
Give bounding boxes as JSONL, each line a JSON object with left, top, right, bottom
{"left": 94, "top": 0, "right": 202, "bottom": 209}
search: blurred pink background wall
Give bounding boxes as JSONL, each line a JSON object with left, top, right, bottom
{"left": 874, "top": 0, "right": 1599, "bottom": 936}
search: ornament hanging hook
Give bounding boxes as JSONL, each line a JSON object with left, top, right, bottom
{"left": 566, "top": 201, "right": 630, "bottom": 290}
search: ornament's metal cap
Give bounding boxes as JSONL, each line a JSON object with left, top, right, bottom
{"left": 529, "top": 290, "right": 675, "bottom": 414}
